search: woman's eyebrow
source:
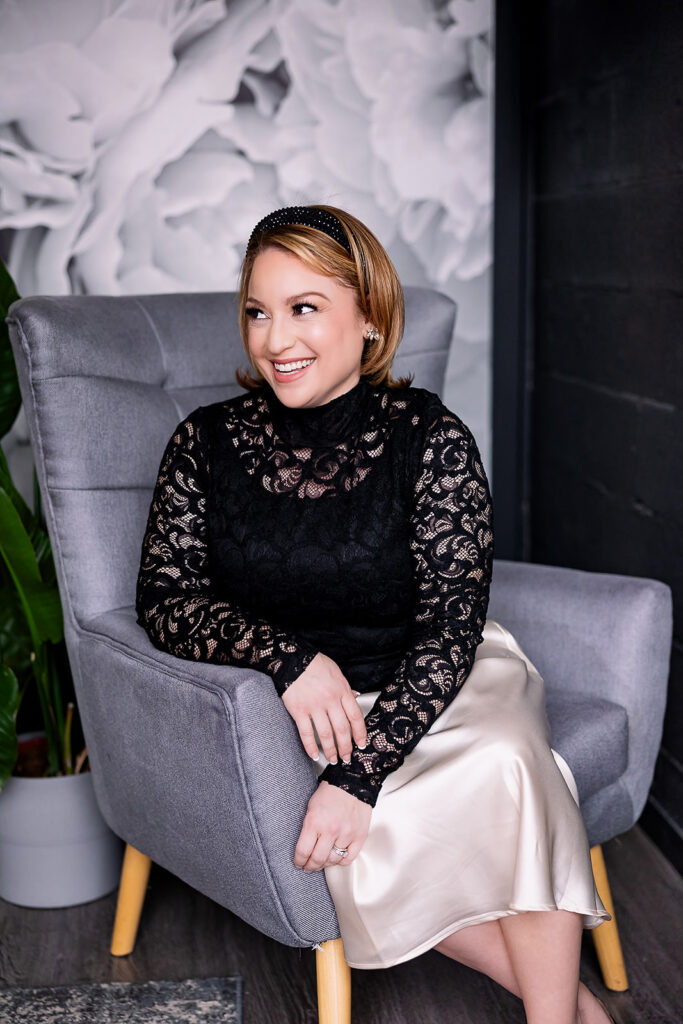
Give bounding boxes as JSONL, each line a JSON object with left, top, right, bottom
{"left": 246, "top": 290, "right": 330, "bottom": 305}
{"left": 285, "top": 291, "right": 330, "bottom": 304}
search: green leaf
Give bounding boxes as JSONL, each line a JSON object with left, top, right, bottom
{"left": 0, "top": 663, "right": 20, "bottom": 789}
{"left": 0, "top": 448, "right": 57, "bottom": 587}
{"left": 0, "top": 441, "right": 36, "bottom": 539}
{"left": 0, "top": 582, "right": 32, "bottom": 671}
{"left": 0, "top": 259, "right": 22, "bottom": 440}
{"left": 0, "top": 486, "right": 63, "bottom": 646}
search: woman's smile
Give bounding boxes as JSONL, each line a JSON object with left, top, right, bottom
{"left": 271, "top": 356, "right": 316, "bottom": 382}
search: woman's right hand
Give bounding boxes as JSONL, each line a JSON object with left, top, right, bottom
{"left": 281, "top": 652, "right": 368, "bottom": 764}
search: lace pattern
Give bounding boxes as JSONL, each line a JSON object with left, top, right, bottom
{"left": 318, "top": 405, "right": 494, "bottom": 805}
{"left": 135, "top": 412, "right": 320, "bottom": 691}
{"left": 136, "top": 384, "right": 494, "bottom": 808}
{"left": 223, "top": 386, "right": 394, "bottom": 498}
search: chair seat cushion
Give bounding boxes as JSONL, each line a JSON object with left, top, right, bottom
{"left": 545, "top": 690, "right": 628, "bottom": 803}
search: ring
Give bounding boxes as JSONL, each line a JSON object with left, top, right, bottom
{"left": 331, "top": 845, "right": 349, "bottom": 858}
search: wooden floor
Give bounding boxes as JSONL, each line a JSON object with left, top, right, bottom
{"left": 1, "top": 825, "right": 681, "bottom": 1023}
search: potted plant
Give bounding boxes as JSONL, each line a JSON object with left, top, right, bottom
{"left": 0, "top": 260, "right": 122, "bottom": 907}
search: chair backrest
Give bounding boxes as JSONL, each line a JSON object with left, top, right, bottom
{"left": 7, "top": 287, "right": 456, "bottom": 630}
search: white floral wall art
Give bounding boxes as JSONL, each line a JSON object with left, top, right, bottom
{"left": 0, "top": 0, "right": 494, "bottom": 499}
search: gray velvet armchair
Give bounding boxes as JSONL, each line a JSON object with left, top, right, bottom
{"left": 7, "top": 288, "right": 672, "bottom": 1023}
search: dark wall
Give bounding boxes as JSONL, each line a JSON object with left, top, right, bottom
{"left": 528, "top": 0, "right": 682, "bottom": 869}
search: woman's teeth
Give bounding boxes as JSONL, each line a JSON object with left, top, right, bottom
{"left": 273, "top": 358, "right": 315, "bottom": 374}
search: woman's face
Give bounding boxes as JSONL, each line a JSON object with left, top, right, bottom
{"left": 245, "top": 246, "right": 371, "bottom": 408}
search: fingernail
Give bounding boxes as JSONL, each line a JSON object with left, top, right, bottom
{"left": 310, "top": 752, "right": 319, "bottom": 760}
{"left": 342, "top": 758, "right": 351, "bottom": 764}
{"left": 330, "top": 758, "right": 338, "bottom": 764}
{"left": 358, "top": 742, "right": 368, "bottom": 749}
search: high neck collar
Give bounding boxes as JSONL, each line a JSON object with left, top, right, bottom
{"left": 264, "top": 375, "right": 373, "bottom": 446}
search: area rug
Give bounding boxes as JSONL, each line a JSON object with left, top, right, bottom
{"left": 0, "top": 975, "right": 243, "bottom": 1023}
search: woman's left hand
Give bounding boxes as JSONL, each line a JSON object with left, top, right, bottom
{"left": 294, "top": 780, "right": 372, "bottom": 871}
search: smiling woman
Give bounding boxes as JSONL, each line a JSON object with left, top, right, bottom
{"left": 135, "top": 203, "right": 611, "bottom": 1024}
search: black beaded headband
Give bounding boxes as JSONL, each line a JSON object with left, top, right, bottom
{"left": 246, "top": 205, "right": 353, "bottom": 256}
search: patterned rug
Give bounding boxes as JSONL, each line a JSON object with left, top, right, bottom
{"left": 0, "top": 976, "right": 243, "bottom": 1023}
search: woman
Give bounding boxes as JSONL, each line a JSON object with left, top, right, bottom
{"left": 135, "top": 204, "right": 612, "bottom": 1023}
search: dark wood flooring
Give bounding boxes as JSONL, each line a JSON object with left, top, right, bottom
{"left": 1, "top": 826, "right": 681, "bottom": 1023}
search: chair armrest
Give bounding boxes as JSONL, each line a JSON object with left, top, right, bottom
{"left": 488, "top": 558, "right": 673, "bottom": 819}
{"left": 67, "top": 607, "right": 340, "bottom": 949}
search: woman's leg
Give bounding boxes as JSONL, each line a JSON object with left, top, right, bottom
{"left": 433, "top": 919, "right": 522, "bottom": 996}
{"left": 433, "top": 913, "right": 612, "bottom": 1024}
{"left": 498, "top": 909, "right": 582, "bottom": 1024}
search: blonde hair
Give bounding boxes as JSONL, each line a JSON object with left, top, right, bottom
{"left": 235, "top": 204, "right": 413, "bottom": 391}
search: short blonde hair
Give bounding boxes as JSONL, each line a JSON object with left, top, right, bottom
{"left": 235, "top": 204, "right": 413, "bottom": 391}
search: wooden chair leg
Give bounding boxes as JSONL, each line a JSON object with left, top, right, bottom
{"left": 110, "top": 843, "right": 153, "bottom": 956}
{"left": 316, "top": 937, "right": 351, "bottom": 1024}
{"left": 590, "top": 844, "right": 629, "bottom": 991}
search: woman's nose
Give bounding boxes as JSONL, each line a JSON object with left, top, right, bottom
{"left": 267, "top": 313, "right": 297, "bottom": 354}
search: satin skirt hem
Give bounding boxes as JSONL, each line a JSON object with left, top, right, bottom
{"left": 343, "top": 900, "right": 608, "bottom": 970}
{"left": 344, "top": 901, "right": 606, "bottom": 970}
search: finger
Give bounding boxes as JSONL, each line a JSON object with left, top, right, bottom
{"left": 328, "top": 831, "right": 354, "bottom": 862}
{"left": 311, "top": 710, "right": 339, "bottom": 764}
{"left": 327, "top": 704, "right": 353, "bottom": 762}
{"left": 293, "top": 826, "right": 318, "bottom": 869}
{"left": 295, "top": 714, "right": 320, "bottom": 761}
{"left": 341, "top": 692, "right": 368, "bottom": 748}
{"left": 324, "top": 848, "right": 349, "bottom": 868}
{"left": 302, "top": 833, "right": 332, "bottom": 873}
{"left": 324, "top": 838, "right": 359, "bottom": 868}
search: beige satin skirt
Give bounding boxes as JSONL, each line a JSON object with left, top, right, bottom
{"left": 312, "top": 618, "right": 610, "bottom": 969}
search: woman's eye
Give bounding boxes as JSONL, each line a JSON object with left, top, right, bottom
{"left": 293, "top": 302, "right": 317, "bottom": 315}
{"left": 245, "top": 307, "right": 266, "bottom": 320}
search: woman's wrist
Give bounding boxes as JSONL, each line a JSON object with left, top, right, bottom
{"left": 318, "top": 762, "right": 380, "bottom": 808}
{"left": 271, "top": 645, "right": 320, "bottom": 695}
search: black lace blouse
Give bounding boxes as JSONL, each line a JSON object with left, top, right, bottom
{"left": 135, "top": 375, "right": 494, "bottom": 808}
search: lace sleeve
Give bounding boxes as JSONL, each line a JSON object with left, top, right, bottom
{"left": 318, "top": 401, "right": 494, "bottom": 807}
{"left": 135, "top": 408, "right": 320, "bottom": 695}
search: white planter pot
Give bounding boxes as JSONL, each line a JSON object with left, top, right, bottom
{"left": 0, "top": 732, "right": 123, "bottom": 908}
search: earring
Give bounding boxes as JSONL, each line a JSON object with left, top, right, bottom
{"left": 365, "top": 326, "right": 381, "bottom": 342}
